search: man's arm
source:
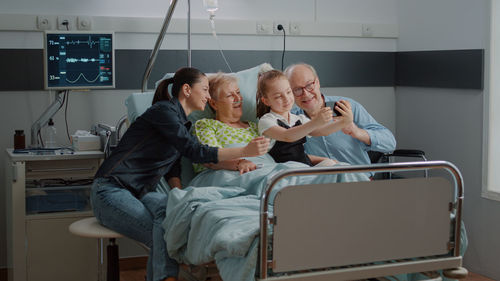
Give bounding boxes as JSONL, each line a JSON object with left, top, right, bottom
{"left": 341, "top": 98, "right": 396, "bottom": 153}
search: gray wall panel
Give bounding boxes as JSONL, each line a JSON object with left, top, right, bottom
{"left": 285, "top": 51, "right": 395, "bottom": 87}
{"left": 0, "top": 50, "right": 43, "bottom": 91}
{"left": 0, "top": 49, "right": 483, "bottom": 91}
{"left": 0, "top": 49, "right": 396, "bottom": 91}
{"left": 396, "top": 49, "right": 484, "bottom": 89}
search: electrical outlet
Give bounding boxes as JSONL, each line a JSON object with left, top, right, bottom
{"left": 289, "top": 22, "right": 301, "bottom": 35}
{"left": 273, "top": 21, "right": 289, "bottom": 35}
{"left": 37, "top": 16, "right": 52, "bottom": 30}
{"left": 57, "top": 16, "right": 75, "bottom": 30}
{"left": 256, "top": 21, "right": 272, "bottom": 34}
{"left": 77, "top": 16, "right": 92, "bottom": 30}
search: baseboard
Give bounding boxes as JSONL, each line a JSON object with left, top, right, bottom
{"left": 119, "top": 256, "right": 148, "bottom": 271}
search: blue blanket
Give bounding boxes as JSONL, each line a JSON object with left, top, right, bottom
{"left": 163, "top": 161, "right": 370, "bottom": 281}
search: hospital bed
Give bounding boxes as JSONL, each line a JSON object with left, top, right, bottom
{"left": 161, "top": 161, "right": 466, "bottom": 281}
{"left": 124, "top": 64, "right": 467, "bottom": 281}
{"left": 126, "top": 3, "right": 467, "bottom": 276}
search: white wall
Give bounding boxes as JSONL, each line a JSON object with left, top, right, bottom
{"left": 396, "top": 0, "right": 499, "bottom": 279}
{"left": 0, "top": 0, "right": 397, "bottom": 22}
{"left": 0, "top": 0, "right": 398, "bottom": 268}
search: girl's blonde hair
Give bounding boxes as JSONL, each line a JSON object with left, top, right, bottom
{"left": 256, "top": 69, "right": 287, "bottom": 118}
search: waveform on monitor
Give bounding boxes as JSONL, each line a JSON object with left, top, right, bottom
{"left": 66, "top": 57, "right": 102, "bottom": 63}
{"left": 66, "top": 72, "right": 104, "bottom": 84}
{"left": 65, "top": 35, "right": 100, "bottom": 48}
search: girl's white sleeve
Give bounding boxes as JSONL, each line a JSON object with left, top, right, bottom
{"left": 258, "top": 113, "right": 278, "bottom": 135}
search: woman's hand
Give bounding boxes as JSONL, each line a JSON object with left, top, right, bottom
{"left": 333, "top": 100, "right": 353, "bottom": 127}
{"left": 311, "top": 106, "right": 333, "bottom": 127}
{"left": 236, "top": 159, "right": 257, "bottom": 174}
{"left": 243, "top": 136, "right": 269, "bottom": 157}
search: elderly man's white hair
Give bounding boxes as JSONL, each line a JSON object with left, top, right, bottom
{"left": 284, "top": 63, "right": 319, "bottom": 79}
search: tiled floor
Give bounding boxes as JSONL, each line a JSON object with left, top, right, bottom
{"left": 466, "top": 272, "right": 495, "bottom": 281}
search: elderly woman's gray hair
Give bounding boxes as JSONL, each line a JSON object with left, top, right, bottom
{"left": 208, "top": 72, "right": 238, "bottom": 101}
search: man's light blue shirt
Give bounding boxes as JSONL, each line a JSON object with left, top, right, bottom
{"left": 291, "top": 95, "right": 396, "bottom": 166}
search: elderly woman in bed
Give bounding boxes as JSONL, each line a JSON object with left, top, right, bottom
{"left": 194, "top": 72, "right": 262, "bottom": 174}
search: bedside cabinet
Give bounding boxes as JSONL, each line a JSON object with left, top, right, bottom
{"left": 5, "top": 149, "right": 104, "bottom": 281}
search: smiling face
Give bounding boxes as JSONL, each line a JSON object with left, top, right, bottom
{"left": 287, "top": 64, "right": 323, "bottom": 114}
{"left": 261, "top": 76, "right": 295, "bottom": 117}
{"left": 185, "top": 75, "right": 210, "bottom": 112}
{"left": 210, "top": 80, "right": 243, "bottom": 121}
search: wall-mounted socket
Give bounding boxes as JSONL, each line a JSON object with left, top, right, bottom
{"left": 256, "top": 21, "right": 272, "bottom": 34}
{"left": 37, "top": 16, "right": 52, "bottom": 30}
{"left": 77, "top": 16, "right": 92, "bottom": 30}
{"left": 289, "top": 22, "right": 301, "bottom": 35}
{"left": 273, "top": 21, "right": 289, "bottom": 35}
{"left": 57, "top": 16, "right": 76, "bottom": 30}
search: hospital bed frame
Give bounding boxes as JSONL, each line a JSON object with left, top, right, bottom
{"left": 257, "top": 160, "right": 466, "bottom": 281}
{"left": 177, "top": 160, "right": 466, "bottom": 281}
{"left": 129, "top": 2, "right": 466, "bottom": 279}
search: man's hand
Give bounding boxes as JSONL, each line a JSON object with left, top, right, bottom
{"left": 333, "top": 100, "right": 353, "bottom": 127}
{"left": 342, "top": 122, "right": 371, "bottom": 145}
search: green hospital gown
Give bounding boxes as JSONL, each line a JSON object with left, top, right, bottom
{"left": 193, "top": 118, "right": 260, "bottom": 173}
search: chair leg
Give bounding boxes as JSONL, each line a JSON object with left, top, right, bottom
{"left": 107, "top": 238, "right": 120, "bottom": 281}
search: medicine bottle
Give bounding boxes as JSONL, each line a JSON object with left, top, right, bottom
{"left": 45, "top": 119, "right": 57, "bottom": 148}
{"left": 14, "top": 130, "right": 25, "bottom": 149}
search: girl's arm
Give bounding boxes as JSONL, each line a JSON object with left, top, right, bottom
{"left": 310, "top": 100, "right": 354, "bottom": 136}
{"left": 261, "top": 108, "right": 333, "bottom": 142}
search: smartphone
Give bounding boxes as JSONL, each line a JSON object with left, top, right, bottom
{"left": 325, "top": 101, "right": 342, "bottom": 116}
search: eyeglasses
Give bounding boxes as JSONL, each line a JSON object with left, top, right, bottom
{"left": 292, "top": 80, "right": 316, "bottom": 97}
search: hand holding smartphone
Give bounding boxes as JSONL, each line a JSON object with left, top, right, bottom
{"left": 325, "top": 101, "right": 342, "bottom": 116}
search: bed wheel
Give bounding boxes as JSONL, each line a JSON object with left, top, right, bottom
{"left": 443, "top": 267, "right": 468, "bottom": 279}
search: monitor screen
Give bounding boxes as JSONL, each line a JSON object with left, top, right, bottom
{"left": 43, "top": 31, "right": 115, "bottom": 90}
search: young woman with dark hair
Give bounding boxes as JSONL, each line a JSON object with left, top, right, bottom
{"left": 91, "top": 67, "right": 269, "bottom": 281}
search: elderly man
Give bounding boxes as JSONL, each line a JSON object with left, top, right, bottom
{"left": 285, "top": 63, "right": 396, "bottom": 166}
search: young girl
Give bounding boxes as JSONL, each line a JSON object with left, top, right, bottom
{"left": 256, "top": 70, "right": 353, "bottom": 166}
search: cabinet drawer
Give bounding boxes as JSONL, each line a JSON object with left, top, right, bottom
{"left": 26, "top": 185, "right": 92, "bottom": 214}
{"left": 26, "top": 158, "right": 100, "bottom": 179}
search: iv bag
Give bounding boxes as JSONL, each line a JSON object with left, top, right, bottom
{"left": 203, "top": 0, "right": 218, "bottom": 13}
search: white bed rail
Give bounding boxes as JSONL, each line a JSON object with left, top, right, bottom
{"left": 258, "top": 160, "right": 465, "bottom": 280}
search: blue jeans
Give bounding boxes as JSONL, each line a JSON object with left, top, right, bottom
{"left": 90, "top": 177, "right": 178, "bottom": 281}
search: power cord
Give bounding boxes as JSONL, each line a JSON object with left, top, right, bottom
{"left": 277, "top": 24, "right": 286, "bottom": 71}
{"left": 62, "top": 20, "right": 69, "bottom": 31}
{"left": 64, "top": 90, "right": 71, "bottom": 143}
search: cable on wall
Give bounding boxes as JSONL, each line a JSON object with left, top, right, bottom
{"left": 278, "top": 24, "right": 286, "bottom": 71}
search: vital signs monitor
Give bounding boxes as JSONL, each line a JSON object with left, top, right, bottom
{"left": 43, "top": 31, "right": 115, "bottom": 90}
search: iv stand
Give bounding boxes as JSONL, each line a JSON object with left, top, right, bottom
{"left": 141, "top": 0, "right": 192, "bottom": 92}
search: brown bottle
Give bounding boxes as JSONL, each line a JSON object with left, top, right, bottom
{"left": 14, "top": 130, "right": 25, "bottom": 149}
